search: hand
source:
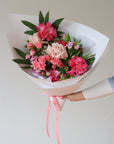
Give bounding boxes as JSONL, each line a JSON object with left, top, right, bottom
{"left": 64, "top": 91, "right": 86, "bottom": 101}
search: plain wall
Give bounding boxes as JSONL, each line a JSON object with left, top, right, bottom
{"left": 0, "top": 0, "right": 114, "bottom": 144}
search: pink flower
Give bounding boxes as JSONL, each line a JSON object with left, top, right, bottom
{"left": 36, "top": 22, "right": 57, "bottom": 41}
{"left": 67, "top": 56, "right": 87, "bottom": 76}
{"left": 47, "top": 43, "right": 68, "bottom": 59}
{"left": 29, "top": 33, "right": 42, "bottom": 45}
{"left": 50, "top": 57, "right": 64, "bottom": 68}
{"left": 47, "top": 70, "right": 60, "bottom": 82}
{"left": 67, "top": 41, "right": 74, "bottom": 49}
{"left": 37, "top": 62, "right": 46, "bottom": 70}
{"left": 27, "top": 42, "right": 34, "bottom": 49}
{"left": 38, "top": 55, "right": 50, "bottom": 64}
{"left": 32, "top": 60, "right": 39, "bottom": 70}
{"left": 30, "top": 56, "right": 38, "bottom": 62}
{"left": 74, "top": 44, "right": 80, "bottom": 50}
{"left": 25, "top": 55, "right": 30, "bottom": 59}
{"left": 30, "top": 49, "right": 35, "bottom": 56}
{"left": 57, "top": 40, "right": 67, "bottom": 46}
{"left": 35, "top": 41, "right": 42, "bottom": 49}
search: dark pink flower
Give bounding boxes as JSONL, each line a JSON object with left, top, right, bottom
{"left": 57, "top": 40, "right": 67, "bottom": 46}
{"left": 36, "top": 22, "right": 57, "bottom": 41}
{"left": 47, "top": 70, "right": 60, "bottom": 82}
{"left": 67, "top": 56, "right": 87, "bottom": 76}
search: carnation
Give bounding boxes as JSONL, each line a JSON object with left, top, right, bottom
{"left": 47, "top": 43, "right": 68, "bottom": 59}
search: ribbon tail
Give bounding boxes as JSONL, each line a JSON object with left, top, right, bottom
{"left": 53, "top": 97, "right": 60, "bottom": 144}
{"left": 46, "top": 96, "right": 51, "bottom": 138}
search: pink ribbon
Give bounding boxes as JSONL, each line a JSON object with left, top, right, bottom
{"left": 43, "top": 92, "right": 64, "bottom": 144}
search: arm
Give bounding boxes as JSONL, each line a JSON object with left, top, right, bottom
{"left": 65, "top": 76, "right": 114, "bottom": 101}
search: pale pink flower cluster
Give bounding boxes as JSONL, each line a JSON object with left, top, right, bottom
{"left": 28, "top": 33, "right": 43, "bottom": 49}
{"left": 47, "top": 43, "right": 68, "bottom": 60}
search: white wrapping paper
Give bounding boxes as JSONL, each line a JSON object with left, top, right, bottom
{"left": 7, "top": 14, "right": 109, "bottom": 97}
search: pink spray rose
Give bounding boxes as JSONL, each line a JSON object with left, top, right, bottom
{"left": 27, "top": 42, "right": 34, "bottom": 49}
{"left": 35, "top": 41, "right": 43, "bottom": 49}
{"left": 47, "top": 43, "right": 68, "bottom": 59}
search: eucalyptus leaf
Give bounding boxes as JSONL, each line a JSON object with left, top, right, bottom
{"left": 12, "top": 59, "right": 30, "bottom": 64}
{"left": 14, "top": 47, "right": 26, "bottom": 59}
{"left": 52, "top": 18, "right": 64, "bottom": 29}
{"left": 21, "top": 20, "right": 37, "bottom": 32}
{"left": 24, "top": 30, "right": 36, "bottom": 35}
{"left": 45, "top": 11, "right": 49, "bottom": 23}
{"left": 39, "top": 11, "right": 44, "bottom": 23}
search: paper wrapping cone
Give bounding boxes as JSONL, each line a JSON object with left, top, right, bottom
{"left": 7, "top": 14, "right": 109, "bottom": 100}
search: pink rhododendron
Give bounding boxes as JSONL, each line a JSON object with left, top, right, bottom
{"left": 47, "top": 43, "right": 68, "bottom": 59}
{"left": 36, "top": 22, "right": 57, "bottom": 41}
{"left": 67, "top": 56, "right": 87, "bottom": 76}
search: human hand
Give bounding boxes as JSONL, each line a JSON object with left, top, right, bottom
{"left": 64, "top": 91, "right": 85, "bottom": 101}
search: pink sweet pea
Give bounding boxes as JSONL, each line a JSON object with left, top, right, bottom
{"left": 25, "top": 55, "right": 30, "bottom": 59}
{"left": 74, "top": 44, "right": 80, "bottom": 50}
{"left": 67, "top": 41, "right": 74, "bottom": 49}
{"left": 30, "top": 49, "right": 35, "bottom": 56}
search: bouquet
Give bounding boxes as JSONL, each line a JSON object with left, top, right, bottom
{"left": 12, "top": 11, "right": 95, "bottom": 82}
{"left": 8, "top": 11, "right": 109, "bottom": 144}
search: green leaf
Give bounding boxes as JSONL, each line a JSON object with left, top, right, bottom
{"left": 82, "top": 52, "right": 92, "bottom": 60}
{"left": 21, "top": 20, "right": 37, "bottom": 32}
{"left": 64, "top": 33, "right": 71, "bottom": 43}
{"left": 12, "top": 59, "right": 30, "bottom": 64}
{"left": 52, "top": 18, "right": 64, "bottom": 29}
{"left": 21, "top": 66, "right": 31, "bottom": 69}
{"left": 45, "top": 11, "right": 49, "bottom": 23}
{"left": 87, "top": 57, "right": 95, "bottom": 65}
{"left": 75, "top": 51, "right": 80, "bottom": 56}
{"left": 57, "top": 31, "right": 64, "bottom": 35}
{"left": 39, "top": 11, "right": 44, "bottom": 23}
{"left": 14, "top": 47, "right": 26, "bottom": 59}
{"left": 24, "top": 30, "right": 36, "bottom": 35}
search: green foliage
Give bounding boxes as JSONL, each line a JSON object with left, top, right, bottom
{"left": 64, "top": 33, "right": 71, "bottom": 43}
{"left": 45, "top": 11, "right": 49, "bottom": 23}
{"left": 21, "top": 20, "right": 37, "bottom": 32}
{"left": 12, "top": 59, "right": 30, "bottom": 64}
{"left": 39, "top": 11, "right": 44, "bottom": 23}
{"left": 52, "top": 18, "right": 64, "bottom": 29}
{"left": 82, "top": 52, "right": 92, "bottom": 60}
{"left": 86, "top": 57, "right": 95, "bottom": 65}
{"left": 24, "top": 30, "right": 36, "bottom": 35}
{"left": 13, "top": 47, "right": 26, "bottom": 59}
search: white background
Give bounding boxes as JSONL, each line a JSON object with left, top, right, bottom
{"left": 0, "top": 0, "right": 114, "bottom": 144}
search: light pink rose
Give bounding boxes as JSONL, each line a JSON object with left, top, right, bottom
{"left": 47, "top": 43, "right": 68, "bottom": 59}
{"left": 29, "top": 33, "right": 42, "bottom": 45}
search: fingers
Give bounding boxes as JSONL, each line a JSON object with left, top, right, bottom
{"left": 65, "top": 91, "right": 85, "bottom": 101}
